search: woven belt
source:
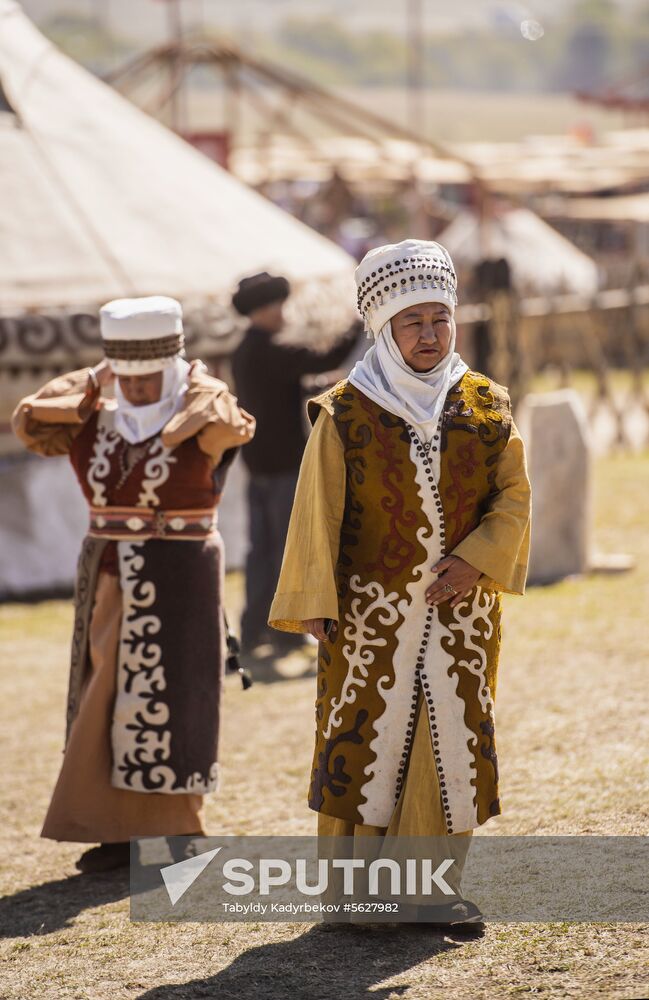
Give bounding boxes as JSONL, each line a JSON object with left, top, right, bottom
{"left": 88, "top": 506, "right": 217, "bottom": 541}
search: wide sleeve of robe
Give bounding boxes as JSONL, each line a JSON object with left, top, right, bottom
{"left": 269, "top": 408, "right": 346, "bottom": 633}
{"left": 11, "top": 368, "right": 98, "bottom": 456}
{"left": 450, "top": 421, "right": 531, "bottom": 595}
{"left": 269, "top": 410, "right": 531, "bottom": 633}
{"left": 161, "top": 361, "right": 256, "bottom": 466}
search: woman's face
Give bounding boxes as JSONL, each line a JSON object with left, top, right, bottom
{"left": 117, "top": 371, "right": 163, "bottom": 406}
{"left": 391, "top": 302, "right": 453, "bottom": 372}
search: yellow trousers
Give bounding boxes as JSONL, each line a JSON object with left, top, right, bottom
{"left": 318, "top": 689, "right": 472, "bottom": 907}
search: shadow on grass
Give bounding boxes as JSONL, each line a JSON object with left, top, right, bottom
{"left": 136, "top": 923, "right": 467, "bottom": 1000}
{"left": 245, "top": 647, "right": 317, "bottom": 685}
{"left": 0, "top": 871, "right": 129, "bottom": 937}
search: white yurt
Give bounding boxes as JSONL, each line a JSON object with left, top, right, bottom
{"left": 438, "top": 206, "right": 600, "bottom": 297}
{"left": 0, "top": 0, "right": 357, "bottom": 596}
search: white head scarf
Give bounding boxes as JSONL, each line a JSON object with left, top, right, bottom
{"left": 348, "top": 318, "right": 468, "bottom": 446}
{"left": 350, "top": 238, "right": 468, "bottom": 470}
{"left": 113, "top": 356, "right": 190, "bottom": 445}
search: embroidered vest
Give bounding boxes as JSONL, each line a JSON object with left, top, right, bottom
{"left": 307, "top": 370, "right": 512, "bottom": 831}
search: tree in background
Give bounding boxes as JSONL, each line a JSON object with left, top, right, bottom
{"left": 41, "top": 14, "right": 132, "bottom": 73}
{"left": 41, "top": 1, "right": 648, "bottom": 97}
{"left": 553, "top": 0, "right": 617, "bottom": 92}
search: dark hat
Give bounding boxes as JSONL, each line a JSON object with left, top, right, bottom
{"left": 232, "top": 272, "right": 291, "bottom": 316}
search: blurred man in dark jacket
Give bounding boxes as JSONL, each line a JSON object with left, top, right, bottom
{"left": 232, "top": 271, "right": 358, "bottom": 657}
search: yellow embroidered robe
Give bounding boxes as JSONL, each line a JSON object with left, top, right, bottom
{"left": 270, "top": 371, "right": 531, "bottom": 833}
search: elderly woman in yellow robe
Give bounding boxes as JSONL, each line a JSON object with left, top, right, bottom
{"left": 269, "top": 239, "right": 531, "bottom": 927}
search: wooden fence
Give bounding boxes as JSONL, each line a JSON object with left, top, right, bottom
{"left": 2, "top": 286, "right": 648, "bottom": 450}
{"left": 458, "top": 286, "right": 649, "bottom": 449}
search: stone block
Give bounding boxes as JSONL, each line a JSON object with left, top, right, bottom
{"left": 516, "top": 390, "right": 592, "bottom": 584}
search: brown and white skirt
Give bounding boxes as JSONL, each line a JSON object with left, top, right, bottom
{"left": 43, "top": 533, "right": 225, "bottom": 843}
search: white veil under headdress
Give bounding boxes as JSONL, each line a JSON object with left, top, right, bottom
{"left": 349, "top": 318, "right": 467, "bottom": 444}
{"left": 350, "top": 239, "right": 468, "bottom": 473}
{"left": 113, "top": 356, "right": 190, "bottom": 445}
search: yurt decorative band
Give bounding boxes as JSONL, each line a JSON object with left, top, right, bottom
{"left": 88, "top": 506, "right": 217, "bottom": 541}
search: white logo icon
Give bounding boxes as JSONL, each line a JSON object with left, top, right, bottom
{"left": 160, "top": 846, "right": 222, "bottom": 905}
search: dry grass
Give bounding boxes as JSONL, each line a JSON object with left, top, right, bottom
{"left": 1, "top": 452, "right": 648, "bottom": 999}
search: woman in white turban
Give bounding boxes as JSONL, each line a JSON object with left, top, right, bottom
{"left": 270, "top": 241, "right": 531, "bottom": 929}
{"left": 13, "top": 296, "right": 255, "bottom": 874}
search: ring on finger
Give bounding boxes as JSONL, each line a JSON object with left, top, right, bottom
{"left": 443, "top": 583, "right": 456, "bottom": 594}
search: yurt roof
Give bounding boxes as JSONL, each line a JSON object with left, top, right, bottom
{"left": 0, "top": 1, "right": 356, "bottom": 367}
{"left": 437, "top": 206, "right": 600, "bottom": 296}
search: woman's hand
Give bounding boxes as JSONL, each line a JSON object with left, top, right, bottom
{"left": 425, "top": 556, "right": 481, "bottom": 608}
{"left": 79, "top": 360, "right": 114, "bottom": 420}
{"left": 93, "top": 359, "right": 115, "bottom": 388}
{"left": 303, "top": 618, "right": 337, "bottom": 642}
{"left": 79, "top": 365, "right": 104, "bottom": 420}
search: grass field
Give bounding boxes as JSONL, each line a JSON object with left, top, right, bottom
{"left": 183, "top": 88, "right": 623, "bottom": 145}
{"left": 0, "top": 452, "right": 648, "bottom": 999}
